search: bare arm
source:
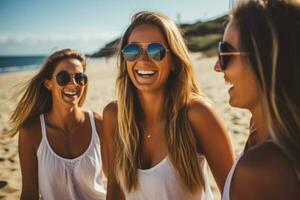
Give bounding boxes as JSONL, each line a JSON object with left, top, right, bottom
{"left": 188, "top": 99, "right": 234, "bottom": 192}
{"left": 19, "top": 125, "right": 39, "bottom": 200}
{"left": 102, "top": 102, "right": 125, "bottom": 200}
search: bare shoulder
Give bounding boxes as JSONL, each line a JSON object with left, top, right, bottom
{"left": 187, "top": 98, "right": 212, "bottom": 115}
{"left": 102, "top": 101, "right": 118, "bottom": 138}
{"left": 231, "top": 142, "right": 300, "bottom": 199}
{"left": 187, "top": 98, "right": 218, "bottom": 122}
{"left": 103, "top": 101, "right": 118, "bottom": 121}
{"left": 236, "top": 142, "right": 300, "bottom": 180}
{"left": 187, "top": 98, "right": 225, "bottom": 135}
{"left": 19, "top": 118, "right": 42, "bottom": 151}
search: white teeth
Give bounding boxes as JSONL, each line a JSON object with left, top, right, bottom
{"left": 137, "top": 70, "right": 155, "bottom": 75}
{"left": 64, "top": 91, "right": 77, "bottom": 96}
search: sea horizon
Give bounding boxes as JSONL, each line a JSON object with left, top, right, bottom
{"left": 0, "top": 55, "right": 103, "bottom": 73}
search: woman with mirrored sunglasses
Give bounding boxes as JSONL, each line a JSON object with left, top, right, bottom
{"left": 102, "top": 11, "right": 234, "bottom": 200}
{"left": 9, "top": 49, "right": 106, "bottom": 200}
{"left": 214, "top": 0, "right": 300, "bottom": 199}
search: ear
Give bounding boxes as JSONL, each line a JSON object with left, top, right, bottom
{"left": 44, "top": 79, "right": 53, "bottom": 91}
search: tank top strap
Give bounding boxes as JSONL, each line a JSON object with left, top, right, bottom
{"left": 39, "top": 114, "right": 47, "bottom": 140}
{"left": 86, "top": 110, "right": 98, "bottom": 139}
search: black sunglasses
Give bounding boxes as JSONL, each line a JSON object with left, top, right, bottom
{"left": 122, "top": 43, "right": 169, "bottom": 62}
{"left": 218, "top": 41, "right": 250, "bottom": 70}
{"left": 54, "top": 70, "right": 88, "bottom": 86}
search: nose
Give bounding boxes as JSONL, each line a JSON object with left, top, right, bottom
{"left": 137, "top": 48, "right": 150, "bottom": 61}
{"left": 68, "top": 75, "right": 78, "bottom": 86}
{"left": 214, "top": 59, "right": 222, "bottom": 72}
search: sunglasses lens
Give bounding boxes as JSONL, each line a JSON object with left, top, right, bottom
{"left": 74, "top": 73, "right": 88, "bottom": 86}
{"left": 122, "top": 44, "right": 141, "bottom": 61}
{"left": 56, "top": 71, "right": 70, "bottom": 86}
{"left": 218, "top": 42, "right": 231, "bottom": 70}
{"left": 147, "top": 43, "right": 166, "bottom": 61}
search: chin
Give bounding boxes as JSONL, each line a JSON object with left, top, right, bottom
{"left": 62, "top": 99, "right": 79, "bottom": 107}
{"left": 229, "top": 99, "right": 249, "bottom": 109}
{"left": 133, "top": 82, "right": 157, "bottom": 91}
{"left": 229, "top": 97, "right": 241, "bottom": 108}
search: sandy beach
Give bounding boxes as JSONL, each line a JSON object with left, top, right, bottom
{"left": 0, "top": 54, "right": 250, "bottom": 200}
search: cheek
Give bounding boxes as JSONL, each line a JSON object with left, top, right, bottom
{"left": 159, "top": 56, "right": 173, "bottom": 75}
{"left": 126, "top": 62, "right": 135, "bottom": 79}
{"left": 231, "top": 63, "right": 260, "bottom": 106}
{"left": 164, "top": 54, "right": 174, "bottom": 70}
{"left": 244, "top": 74, "right": 260, "bottom": 101}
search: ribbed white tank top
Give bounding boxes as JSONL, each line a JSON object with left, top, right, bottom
{"left": 37, "top": 111, "right": 106, "bottom": 200}
{"left": 121, "top": 155, "right": 213, "bottom": 200}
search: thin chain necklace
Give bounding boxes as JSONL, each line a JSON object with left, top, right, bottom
{"left": 144, "top": 129, "right": 152, "bottom": 139}
{"left": 143, "top": 126, "right": 153, "bottom": 139}
{"left": 146, "top": 133, "right": 152, "bottom": 139}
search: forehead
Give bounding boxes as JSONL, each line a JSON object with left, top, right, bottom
{"left": 54, "top": 58, "right": 84, "bottom": 74}
{"left": 223, "top": 20, "right": 240, "bottom": 49}
{"left": 128, "top": 24, "right": 167, "bottom": 45}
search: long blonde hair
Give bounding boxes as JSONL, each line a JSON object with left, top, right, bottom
{"left": 231, "top": 0, "right": 300, "bottom": 178}
{"left": 115, "top": 11, "right": 205, "bottom": 193}
{"left": 9, "top": 48, "right": 88, "bottom": 136}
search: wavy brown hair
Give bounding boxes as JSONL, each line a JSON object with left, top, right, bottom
{"left": 231, "top": 0, "right": 300, "bottom": 178}
{"left": 115, "top": 11, "right": 206, "bottom": 193}
{"left": 9, "top": 48, "right": 88, "bottom": 136}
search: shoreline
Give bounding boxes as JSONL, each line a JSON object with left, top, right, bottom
{"left": 0, "top": 54, "right": 250, "bottom": 199}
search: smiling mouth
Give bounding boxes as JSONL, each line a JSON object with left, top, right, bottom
{"left": 62, "top": 91, "right": 78, "bottom": 98}
{"left": 135, "top": 69, "right": 157, "bottom": 77}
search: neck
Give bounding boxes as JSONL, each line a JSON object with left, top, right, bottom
{"left": 47, "top": 106, "right": 84, "bottom": 132}
{"left": 249, "top": 104, "right": 271, "bottom": 144}
{"left": 137, "top": 90, "right": 165, "bottom": 124}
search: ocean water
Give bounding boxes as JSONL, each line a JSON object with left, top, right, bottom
{"left": 0, "top": 56, "right": 47, "bottom": 73}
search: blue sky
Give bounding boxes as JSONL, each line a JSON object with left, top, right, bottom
{"left": 0, "top": 0, "right": 230, "bottom": 55}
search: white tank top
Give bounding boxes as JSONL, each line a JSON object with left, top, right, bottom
{"left": 121, "top": 155, "right": 213, "bottom": 200}
{"left": 37, "top": 111, "right": 106, "bottom": 200}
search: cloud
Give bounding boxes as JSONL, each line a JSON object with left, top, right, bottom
{"left": 0, "top": 32, "right": 120, "bottom": 55}
{"left": 0, "top": 32, "right": 119, "bottom": 42}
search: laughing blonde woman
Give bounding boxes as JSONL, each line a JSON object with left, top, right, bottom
{"left": 102, "top": 11, "right": 234, "bottom": 200}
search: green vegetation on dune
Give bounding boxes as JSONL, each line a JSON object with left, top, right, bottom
{"left": 90, "top": 15, "right": 228, "bottom": 58}
{"left": 185, "top": 34, "right": 223, "bottom": 52}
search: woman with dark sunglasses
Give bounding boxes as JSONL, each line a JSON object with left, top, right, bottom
{"left": 9, "top": 49, "right": 106, "bottom": 199}
{"left": 215, "top": 0, "right": 300, "bottom": 199}
{"left": 102, "top": 11, "right": 234, "bottom": 200}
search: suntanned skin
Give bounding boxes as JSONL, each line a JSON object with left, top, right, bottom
{"left": 19, "top": 58, "right": 103, "bottom": 199}
{"left": 103, "top": 24, "right": 234, "bottom": 200}
{"left": 214, "top": 20, "right": 300, "bottom": 199}
{"left": 102, "top": 102, "right": 125, "bottom": 200}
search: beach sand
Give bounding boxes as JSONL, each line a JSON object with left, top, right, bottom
{"left": 0, "top": 54, "right": 250, "bottom": 200}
